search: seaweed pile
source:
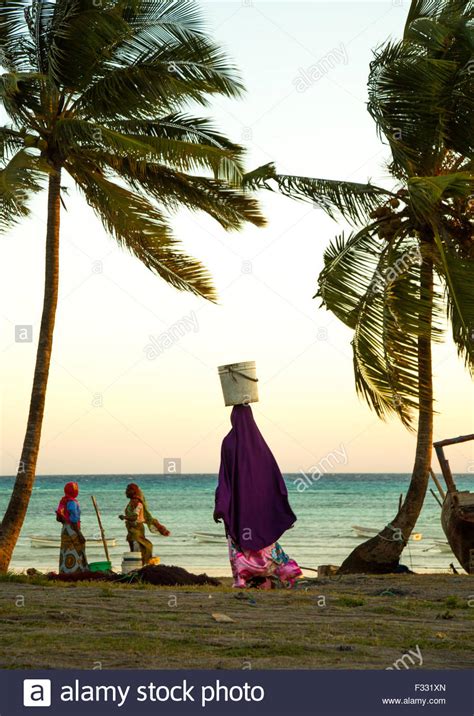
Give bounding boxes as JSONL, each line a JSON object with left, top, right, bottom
{"left": 46, "top": 564, "right": 221, "bottom": 586}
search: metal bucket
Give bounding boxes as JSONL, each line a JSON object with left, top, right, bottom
{"left": 218, "top": 361, "right": 259, "bottom": 406}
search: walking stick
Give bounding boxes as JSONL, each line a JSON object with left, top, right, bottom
{"left": 91, "top": 495, "right": 111, "bottom": 563}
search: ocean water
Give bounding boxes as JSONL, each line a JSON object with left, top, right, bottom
{"left": 1, "top": 474, "right": 472, "bottom": 574}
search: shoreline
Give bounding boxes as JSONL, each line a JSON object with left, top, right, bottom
{"left": 7, "top": 564, "right": 460, "bottom": 577}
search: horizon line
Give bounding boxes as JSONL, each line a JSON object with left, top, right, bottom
{"left": 1, "top": 471, "right": 470, "bottom": 478}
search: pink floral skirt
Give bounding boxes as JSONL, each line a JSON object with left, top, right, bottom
{"left": 228, "top": 538, "right": 302, "bottom": 589}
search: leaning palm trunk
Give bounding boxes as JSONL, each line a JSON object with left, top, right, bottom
{"left": 339, "top": 250, "right": 434, "bottom": 573}
{"left": 244, "top": 0, "right": 472, "bottom": 574}
{"left": 0, "top": 1, "right": 265, "bottom": 573}
{"left": 0, "top": 170, "right": 61, "bottom": 572}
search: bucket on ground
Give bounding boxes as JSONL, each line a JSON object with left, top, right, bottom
{"left": 89, "top": 560, "right": 112, "bottom": 572}
{"left": 218, "top": 361, "right": 259, "bottom": 406}
{"left": 121, "top": 552, "right": 143, "bottom": 574}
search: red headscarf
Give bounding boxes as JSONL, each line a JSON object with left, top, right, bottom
{"left": 56, "top": 482, "right": 80, "bottom": 526}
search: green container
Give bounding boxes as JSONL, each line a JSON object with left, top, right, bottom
{"left": 89, "top": 561, "right": 112, "bottom": 572}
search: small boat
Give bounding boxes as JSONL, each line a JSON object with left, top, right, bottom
{"left": 434, "top": 433, "right": 474, "bottom": 574}
{"left": 352, "top": 525, "right": 379, "bottom": 538}
{"left": 30, "top": 535, "right": 117, "bottom": 549}
{"left": 193, "top": 532, "right": 225, "bottom": 544}
{"left": 433, "top": 538, "right": 451, "bottom": 552}
{"left": 352, "top": 525, "right": 422, "bottom": 541}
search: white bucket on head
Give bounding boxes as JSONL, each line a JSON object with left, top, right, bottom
{"left": 218, "top": 361, "right": 259, "bottom": 406}
{"left": 121, "top": 551, "right": 143, "bottom": 574}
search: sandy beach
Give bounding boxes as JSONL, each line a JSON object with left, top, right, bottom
{"left": 1, "top": 572, "right": 472, "bottom": 670}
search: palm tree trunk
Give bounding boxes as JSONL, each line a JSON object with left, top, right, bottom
{"left": 339, "top": 244, "right": 434, "bottom": 574}
{"left": 0, "top": 169, "right": 61, "bottom": 573}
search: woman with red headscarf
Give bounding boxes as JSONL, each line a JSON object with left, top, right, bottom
{"left": 119, "top": 483, "right": 170, "bottom": 565}
{"left": 56, "top": 482, "right": 88, "bottom": 573}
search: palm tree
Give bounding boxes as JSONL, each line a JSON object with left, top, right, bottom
{"left": 245, "top": 0, "right": 473, "bottom": 572}
{"left": 0, "top": 0, "right": 265, "bottom": 573}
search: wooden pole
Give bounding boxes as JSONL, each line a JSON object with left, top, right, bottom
{"left": 398, "top": 493, "right": 403, "bottom": 511}
{"left": 433, "top": 433, "right": 474, "bottom": 448}
{"left": 434, "top": 445, "right": 457, "bottom": 493}
{"left": 91, "top": 495, "right": 110, "bottom": 563}
{"left": 429, "top": 469, "right": 446, "bottom": 500}
{"left": 429, "top": 488, "right": 443, "bottom": 509}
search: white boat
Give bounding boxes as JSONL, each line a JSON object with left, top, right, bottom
{"left": 351, "top": 525, "right": 422, "bottom": 541}
{"left": 193, "top": 532, "right": 225, "bottom": 544}
{"left": 30, "top": 535, "right": 117, "bottom": 549}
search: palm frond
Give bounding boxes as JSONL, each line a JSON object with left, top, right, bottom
{"left": 117, "top": 0, "right": 208, "bottom": 65}
{"left": 109, "top": 113, "right": 242, "bottom": 153}
{"left": 0, "top": 0, "right": 36, "bottom": 72}
{"left": 108, "top": 113, "right": 245, "bottom": 183}
{"left": 46, "top": 2, "right": 131, "bottom": 89}
{"left": 318, "top": 228, "right": 445, "bottom": 425}
{"left": 75, "top": 33, "right": 244, "bottom": 120}
{"left": 67, "top": 160, "right": 217, "bottom": 301}
{"left": 0, "top": 71, "right": 44, "bottom": 129}
{"left": 433, "top": 224, "right": 474, "bottom": 371}
{"left": 53, "top": 118, "right": 244, "bottom": 183}
{"left": 408, "top": 171, "right": 474, "bottom": 222}
{"left": 368, "top": 41, "right": 459, "bottom": 174}
{"left": 0, "top": 125, "right": 25, "bottom": 160}
{"left": 0, "top": 149, "right": 46, "bottom": 230}
{"left": 244, "top": 162, "right": 394, "bottom": 225}
{"left": 71, "top": 150, "right": 265, "bottom": 230}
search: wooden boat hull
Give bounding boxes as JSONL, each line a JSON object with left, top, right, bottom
{"left": 441, "top": 491, "right": 474, "bottom": 574}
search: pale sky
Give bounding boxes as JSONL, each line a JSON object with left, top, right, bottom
{"left": 1, "top": 1, "right": 473, "bottom": 476}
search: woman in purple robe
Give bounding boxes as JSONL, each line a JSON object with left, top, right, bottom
{"left": 214, "top": 404, "right": 302, "bottom": 588}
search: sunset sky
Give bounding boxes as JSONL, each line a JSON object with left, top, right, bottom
{"left": 1, "top": 0, "right": 473, "bottom": 477}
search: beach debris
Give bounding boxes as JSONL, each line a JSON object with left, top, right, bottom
{"left": 435, "top": 611, "right": 454, "bottom": 620}
{"left": 212, "top": 613, "right": 235, "bottom": 623}
{"left": 318, "top": 564, "right": 339, "bottom": 577}
{"left": 336, "top": 645, "right": 354, "bottom": 652}
{"left": 233, "top": 593, "right": 257, "bottom": 606}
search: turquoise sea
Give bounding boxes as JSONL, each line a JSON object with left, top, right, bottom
{"left": 1, "top": 474, "right": 472, "bottom": 574}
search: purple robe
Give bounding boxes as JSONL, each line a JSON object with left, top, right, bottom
{"left": 215, "top": 405, "right": 296, "bottom": 551}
